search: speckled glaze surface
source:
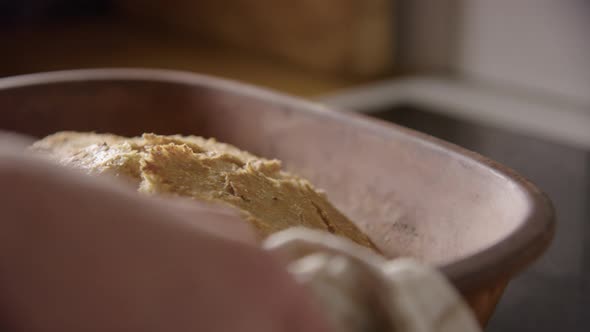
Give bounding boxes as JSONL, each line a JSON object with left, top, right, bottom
{"left": 0, "top": 69, "right": 555, "bottom": 325}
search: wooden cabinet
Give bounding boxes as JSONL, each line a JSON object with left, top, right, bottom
{"left": 118, "top": 0, "right": 395, "bottom": 77}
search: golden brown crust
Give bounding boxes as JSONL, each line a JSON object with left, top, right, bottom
{"left": 31, "top": 132, "right": 377, "bottom": 250}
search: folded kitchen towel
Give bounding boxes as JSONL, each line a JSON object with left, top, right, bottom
{"left": 264, "top": 228, "right": 482, "bottom": 332}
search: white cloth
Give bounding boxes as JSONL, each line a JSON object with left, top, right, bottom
{"left": 263, "top": 228, "right": 482, "bottom": 332}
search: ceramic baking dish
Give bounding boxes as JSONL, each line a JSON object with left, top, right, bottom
{"left": 0, "top": 69, "right": 555, "bottom": 325}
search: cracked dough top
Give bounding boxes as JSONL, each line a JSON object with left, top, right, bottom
{"left": 31, "top": 131, "right": 377, "bottom": 250}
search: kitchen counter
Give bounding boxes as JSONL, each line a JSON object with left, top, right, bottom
{"left": 372, "top": 107, "right": 589, "bottom": 332}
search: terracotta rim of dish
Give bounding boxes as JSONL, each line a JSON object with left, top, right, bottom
{"left": 0, "top": 68, "right": 556, "bottom": 292}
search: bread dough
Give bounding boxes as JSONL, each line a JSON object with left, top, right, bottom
{"left": 32, "top": 132, "right": 377, "bottom": 250}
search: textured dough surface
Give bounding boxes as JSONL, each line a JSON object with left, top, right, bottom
{"left": 31, "top": 131, "right": 377, "bottom": 250}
